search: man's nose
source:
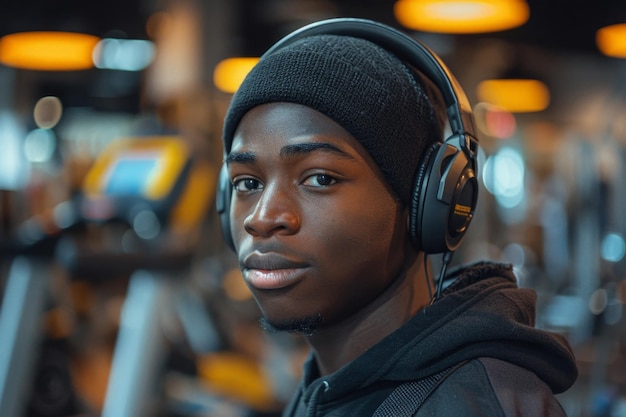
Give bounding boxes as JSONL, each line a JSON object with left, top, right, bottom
{"left": 243, "top": 183, "right": 300, "bottom": 239}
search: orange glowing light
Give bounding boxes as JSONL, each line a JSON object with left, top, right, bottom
{"left": 596, "top": 23, "right": 626, "bottom": 58}
{"left": 394, "top": 0, "right": 529, "bottom": 34}
{"left": 213, "top": 57, "right": 259, "bottom": 94}
{"left": 0, "top": 31, "right": 100, "bottom": 71}
{"left": 477, "top": 79, "right": 550, "bottom": 113}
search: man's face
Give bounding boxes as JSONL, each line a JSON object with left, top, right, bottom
{"left": 227, "top": 102, "right": 408, "bottom": 334}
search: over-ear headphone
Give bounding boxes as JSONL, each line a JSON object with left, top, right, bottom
{"left": 216, "top": 17, "right": 479, "bottom": 254}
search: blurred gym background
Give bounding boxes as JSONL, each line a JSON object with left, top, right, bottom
{"left": 0, "top": 1, "right": 625, "bottom": 416}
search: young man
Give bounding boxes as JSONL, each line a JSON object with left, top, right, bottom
{"left": 218, "top": 18, "right": 577, "bottom": 417}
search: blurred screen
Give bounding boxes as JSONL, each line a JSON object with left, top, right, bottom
{"left": 104, "top": 153, "right": 161, "bottom": 196}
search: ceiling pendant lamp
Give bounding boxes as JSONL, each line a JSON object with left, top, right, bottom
{"left": 476, "top": 78, "right": 550, "bottom": 113}
{"left": 596, "top": 23, "right": 626, "bottom": 58}
{"left": 213, "top": 57, "right": 259, "bottom": 94}
{"left": 394, "top": 0, "right": 530, "bottom": 34}
{"left": 0, "top": 31, "right": 100, "bottom": 71}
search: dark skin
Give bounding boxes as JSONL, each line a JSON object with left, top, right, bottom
{"left": 226, "top": 102, "right": 431, "bottom": 376}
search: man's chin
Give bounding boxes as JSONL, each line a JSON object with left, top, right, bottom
{"left": 260, "top": 313, "right": 323, "bottom": 336}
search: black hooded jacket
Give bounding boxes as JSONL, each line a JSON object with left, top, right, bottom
{"left": 281, "top": 262, "right": 578, "bottom": 417}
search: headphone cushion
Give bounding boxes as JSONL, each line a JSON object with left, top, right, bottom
{"left": 409, "top": 142, "right": 440, "bottom": 248}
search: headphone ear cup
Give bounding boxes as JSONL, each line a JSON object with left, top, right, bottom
{"left": 410, "top": 138, "right": 478, "bottom": 253}
{"left": 216, "top": 165, "right": 235, "bottom": 251}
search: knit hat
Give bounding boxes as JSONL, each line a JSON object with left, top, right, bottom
{"left": 222, "top": 34, "right": 442, "bottom": 204}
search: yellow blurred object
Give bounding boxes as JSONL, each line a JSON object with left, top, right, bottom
{"left": 596, "top": 23, "right": 626, "bottom": 58}
{"left": 213, "top": 57, "right": 260, "bottom": 93}
{"left": 476, "top": 78, "right": 550, "bottom": 113}
{"left": 169, "top": 159, "right": 217, "bottom": 236}
{"left": 70, "top": 346, "right": 113, "bottom": 410}
{"left": 198, "top": 352, "right": 277, "bottom": 411}
{"left": 83, "top": 136, "right": 189, "bottom": 201}
{"left": 394, "top": 0, "right": 529, "bottom": 34}
{"left": 0, "top": 31, "right": 99, "bottom": 71}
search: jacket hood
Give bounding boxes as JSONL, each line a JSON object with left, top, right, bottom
{"left": 299, "top": 261, "right": 578, "bottom": 407}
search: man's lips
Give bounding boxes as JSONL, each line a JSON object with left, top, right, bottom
{"left": 242, "top": 253, "right": 309, "bottom": 290}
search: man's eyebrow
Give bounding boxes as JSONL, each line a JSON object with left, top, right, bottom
{"left": 226, "top": 143, "right": 355, "bottom": 164}
{"left": 226, "top": 151, "right": 255, "bottom": 164}
{"left": 279, "top": 142, "right": 355, "bottom": 160}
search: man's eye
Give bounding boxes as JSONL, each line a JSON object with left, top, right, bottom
{"left": 233, "top": 178, "right": 262, "bottom": 192}
{"left": 303, "top": 174, "right": 338, "bottom": 187}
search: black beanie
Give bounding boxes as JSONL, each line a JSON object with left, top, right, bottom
{"left": 222, "top": 34, "right": 442, "bottom": 204}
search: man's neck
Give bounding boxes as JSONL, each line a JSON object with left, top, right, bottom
{"left": 305, "top": 255, "right": 431, "bottom": 376}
